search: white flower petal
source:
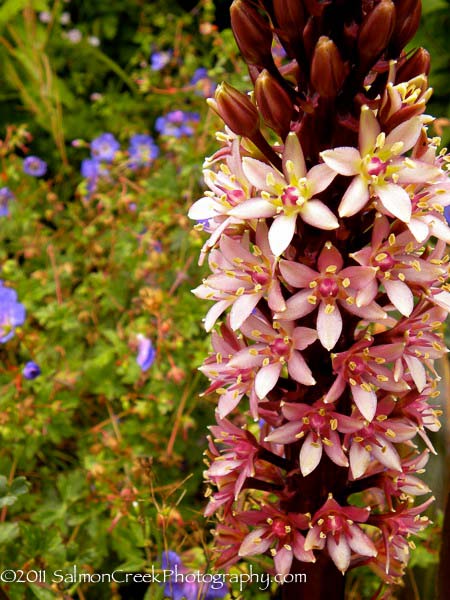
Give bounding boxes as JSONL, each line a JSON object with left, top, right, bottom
{"left": 269, "top": 214, "right": 296, "bottom": 256}
{"left": 338, "top": 175, "right": 370, "bottom": 217}
{"left": 384, "top": 278, "right": 414, "bottom": 317}
{"left": 376, "top": 183, "right": 411, "bottom": 223}
{"left": 300, "top": 433, "right": 323, "bottom": 476}
{"left": 327, "top": 536, "right": 351, "bottom": 573}
{"left": 283, "top": 132, "right": 306, "bottom": 179}
{"left": 301, "top": 200, "right": 339, "bottom": 230}
{"left": 317, "top": 302, "right": 342, "bottom": 350}
{"left": 242, "top": 157, "right": 285, "bottom": 191}
{"left": 229, "top": 198, "right": 276, "bottom": 219}
{"left": 320, "top": 147, "right": 361, "bottom": 176}
{"left": 255, "top": 362, "right": 282, "bottom": 399}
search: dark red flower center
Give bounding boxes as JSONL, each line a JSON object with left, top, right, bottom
{"left": 281, "top": 186, "right": 299, "bottom": 206}
{"left": 319, "top": 277, "right": 339, "bottom": 297}
{"left": 367, "top": 157, "right": 387, "bottom": 176}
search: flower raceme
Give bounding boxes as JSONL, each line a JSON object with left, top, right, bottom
{"left": 191, "top": 0, "right": 450, "bottom": 589}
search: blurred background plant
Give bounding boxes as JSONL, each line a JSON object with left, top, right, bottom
{"left": 0, "top": 1, "right": 448, "bottom": 599}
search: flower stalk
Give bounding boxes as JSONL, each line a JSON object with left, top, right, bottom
{"left": 190, "top": 0, "right": 450, "bottom": 597}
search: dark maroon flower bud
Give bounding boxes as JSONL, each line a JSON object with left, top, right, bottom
{"left": 302, "top": 16, "right": 320, "bottom": 63}
{"left": 357, "top": 0, "right": 396, "bottom": 72}
{"left": 255, "top": 69, "right": 295, "bottom": 138}
{"left": 302, "top": 0, "right": 331, "bottom": 17}
{"left": 391, "top": 1, "right": 421, "bottom": 55}
{"left": 396, "top": 48, "right": 431, "bottom": 82}
{"left": 272, "top": 0, "right": 306, "bottom": 54}
{"left": 311, "top": 36, "right": 347, "bottom": 98}
{"left": 208, "top": 82, "right": 260, "bottom": 137}
{"left": 230, "top": 0, "right": 274, "bottom": 68}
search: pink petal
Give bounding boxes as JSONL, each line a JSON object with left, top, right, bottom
{"left": 300, "top": 200, "right": 339, "bottom": 230}
{"left": 425, "top": 215, "right": 450, "bottom": 244}
{"left": 355, "top": 279, "right": 378, "bottom": 307}
{"left": 279, "top": 260, "right": 317, "bottom": 287}
{"left": 324, "top": 430, "right": 349, "bottom": 467}
{"left": 188, "top": 196, "right": 220, "bottom": 219}
{"left": 349, "top": 443, "right": 371, "bottom": 479}
{"left": 269, "top": 214, "right": 297, "bottom": 256}
{"left": 283, "top": 132, "right": 306, "bottom": 179}
{"left": 371, "top": 436, "right": 402, "bottom": 471}
{"left": 404, "top": 355, "right": 427, "bottom": 393}
{"left": 268, "top": 280, "right": 287, "bottom": 312}
{"left": 276, "top": 289, "right": 317, "bottom": 320}
{"left": 327, "top": 535, "right": 351, "bottom": 573}
{"left": 229, "top": 198, "right": 276, "bottom": 219}
{"left": 255, "top": 362, "right": 282, "bottom": 399}
{"left": 239, "top": 528, "right": 272, "bottom": 557}
{"left": 324, "top": 374, "right": 346, "bottom": 404}
{"left": 217, "top": 390, "right": 243, "bottom": 418}
{"left": 383, "top": 278, "right": 414, "bottom": 317}
{"left": 307, "top": 164, "right": 337, "bottom": 194}
{"left": 242, "top": 157, "right": 285, "bottom": 191}
{"left": 288, "top": 350, "right": 316, "bottom": 385}
{"left": 338, "top": 175, "right": 370, "bottom": 217}
{"left": 432, "top": 290, "right": 450, "bottom": 311}
{"left": 408, "top": 217, "right": 430, "bottom": 243}
{"left": 292, "top": 326, "right": 318, "bottom": 350}
{"left": 385, "top": 116, "right": 422, "bottom": 152}
{"left": 304, "top": 526, "right": 326, "bottom": 551}
{"left": 376, "top": 183, "right": 411, "bottom": 223}
{"left": 300, "top": 433, "right": 323, "bottom": 476}
{"left": 265, "top": 421, "right": 303, "bottom": 444}
{"left": 351, "top": 385, "right": 377, "bottom": 421}
{"left": 320, "top": 147, "right": 361, "bottom": 176}
{"left": 317, "top": 243, "right": 344, "bottom": 272}
{"left": 204, "top": 299, "right": 232, "bottom": 331}
{"left": 317, "top": 302, "right": 342, "bottom": 350}
{"left": 230, "top": 292, "right": 263, "bottom": 331}
{"left": 274, "top": 546, "right": 293, "bottom": 578}
{"left": 347, "top": 525, "right": 377, "bottom": 557}
{"left": 292, "top": 533, "right": 316, "bottom": 563}
{"left": 359, "top": 106, "right": 380, "bottom": 155}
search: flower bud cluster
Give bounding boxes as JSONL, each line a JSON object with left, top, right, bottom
{"left": 190, "top": 0, "right": 449, "bottom": 585}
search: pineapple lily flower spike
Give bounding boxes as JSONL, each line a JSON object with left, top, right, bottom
{"left": 189, "top": 1, "right": 450, "bottom": 598}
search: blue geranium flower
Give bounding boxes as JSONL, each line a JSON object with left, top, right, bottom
{"left": 0, "top": 283, "right": 26, "bottom": 343}
{"left": 136, "top": 335, "right": 156, "bottom": 371}
{"left": 22, "top": 361, "right": 41, "bottom": 380}
{"left": 90, "top": 133, "right": 120, "bottom": 162}
{"left": 0, "top": 187, "right": 14, "bottom": 217}
{"left": 155, "top": 111, "right": 200, "bottom": 138}
{"left": 23, "top": 156, "right": 47, "bottom": 177}
{"left": 161, "top": 551, "right": 228, "bottom": 600}
{"left": 150, "top": 50, "right": 172, "bottom": 71}
{"left": 128, "top": 134, "right": 159, "bottom": 168}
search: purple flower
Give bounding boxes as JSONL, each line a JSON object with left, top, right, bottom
{"left": 161, "top": 551, "right": 228, "bottom": 600}
{"left": 444, "top": 204, "right": 450, "bottom": 224}
{"left": 136, "top": 334, "right": 156, "bottom": 371}
{"left": 0, "top": 187, "right": 14, "bottom": 217}
{"left": 23, "top": 156, "right": 47, "bottom": 177}
{"left": 190, "top": 68, "right": 209, "bottom": 85}
{"left": 90, "top": 133, "right": 120, "bottom": 162}
{"left": 155, "top": 111, "right": 200, "bottom": 138}
{"left": 22, "top": 361, "right": 41, "bottom": 380}
{"left": 150, "top": 50, "right": 172, "bottom": 71}
{"left": 128, "top": 134, "right": 159, "bottom": 168}
{"left": 0, "top": 283, "right": 26, "bottom": 343}
{"left": 190, "top": 68, "right": 216, "bottom": 98}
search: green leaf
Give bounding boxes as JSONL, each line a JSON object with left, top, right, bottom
{"left": 29, "top": 584, "right": 57, "bottom": 600}
{"left": 0, "top": 0, "right": 44, "bottom": 28}
{"left": 0, "top": 522, "right": 19, "bottom": 544}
